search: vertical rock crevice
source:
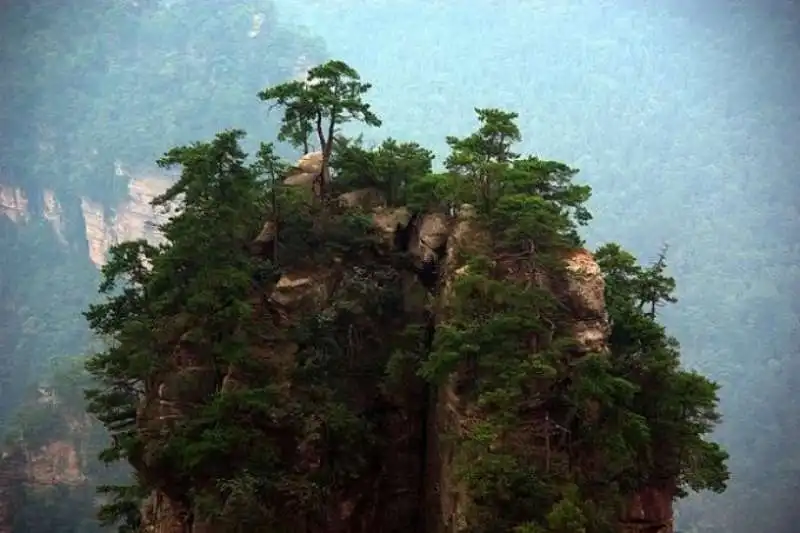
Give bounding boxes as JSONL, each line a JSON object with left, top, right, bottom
{"left": 128, "top": 153, "right": 673, "bottom": 533}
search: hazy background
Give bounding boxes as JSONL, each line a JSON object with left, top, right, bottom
{"left": 1, "top": 1, "right": 798, "bottom": 532}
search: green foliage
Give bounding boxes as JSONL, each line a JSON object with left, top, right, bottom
{"left": 84, "top": 129, "right": 279, "bottom": 529}
{"left": 0, "top": 216, "right": 97, "bottom": 428}
{"left": 414, "top": 109, "right": 728, "bottom": 532}
{"left": 96, "top": 483, "right": 146, "bottom": 533}
{"left": 258, "top": 60, "right": 382, "bottom": 196}
{"left": 595, "top": 243, "right": 729, "bottom": 496}
{"left": 82, "top": 92, "right": 398, "bottom": 529}
{"left": 1, "top": 6, "right": 329, "bottom": 531}
{"left": 545, "top": 489, "right": 588, "bottom": 533}
{"left": 330, "top": 135, "right": 435, "bottom": 205}
{"left": 82, "top": 61, "right": 728, "bottom": 533}
{"left": 12, "top": 483, "right": 106, "bottom": 533}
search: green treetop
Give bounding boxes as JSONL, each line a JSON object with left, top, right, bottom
{"left": 82, "top": 60, "right": 727, "bottom": 533}
{"left": 258, "top": 60, "right": 382, "bottom": 197}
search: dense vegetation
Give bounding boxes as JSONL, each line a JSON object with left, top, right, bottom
{"left": 0, "top": 216, "right": 97, "bottom": 427}
{"left": 4, "top": 3, "right": 796, "bottom": 532}
{"left": 0, "top": 2, "right": 325, "bottom": 530}
{"left": 267, "top": 6, "right": 800, "bottom": 528}
{"left": 83, "top": 60, "right": 728, "bottom": 532}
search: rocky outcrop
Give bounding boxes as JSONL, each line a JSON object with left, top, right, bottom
{"left": 561, "top": 247, "right": 610, "bottom": 354}
{"left": 0, "top": 379, "right": 122, "bottom": 533}
{"left": 131, "top": 152, "right": 674, "bottom": 533}
{"left": 426, "top": 204, "right": 486, "bottom": 533}
{"left": 0, "top": 152, "right": 675, "bottom": 533}
{"left": 620, "top": 485, "right": 675, "bottom": 533}
{"left": 0, "top": 185, "right": 68, "bottom": 244}
{"left": 23, "top": 440, "right": 86, "bottom": 487}
{"left": 139, "top": 154, "right": 671, "bottom": 533}
{"left": 41, "top": 189, "right": 67, "bottom": 244}
{"left": 0, "top": 185, "right": 29, "bottom": 224}
{"left": 0, "top": 437, "right": 89, "bottom": 533}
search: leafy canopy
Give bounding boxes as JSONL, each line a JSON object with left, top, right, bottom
{"left": 82, "top": 60, "right": 727, "bottom": 533}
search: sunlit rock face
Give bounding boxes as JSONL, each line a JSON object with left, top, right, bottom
{"left": 24, "top": 440, "right": 86, "bottom": 486}
{"left": 0, "top": 185, "right": 30, "bottom": 224}
{"left": 41, "top": 189, "right": 67, "bottom": 244}
{"left": 561, "top": 248, "right": 610, "bottom": 354}
{"left": 80, "top": 176, "right": 172, "bottom": 267}
{"left": 1, "top": 185, "right": 67, "bottom": 242}
{"left": 0, "top": 404, "right": 96, "bottom": 533}
{"left": 0, "top": 170, "right": 173, "bottom": 267}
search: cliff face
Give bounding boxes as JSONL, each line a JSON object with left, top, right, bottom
{"left": 135, "top": 154, "right": 675, "bottom": 533}
{"left": 0, "top": 171, "right": 172, "bottom": 268}
{"left": 0, "top": 186, "right": 32, "bottom": 225}
{"left": 0, "top": 404, "right": 97, "bottom": 533}
{"left": 80, "top": 176, "right": 171, "bottom": 267}
{"left": 0, "top": 168, "right": 171, "bottom": 533}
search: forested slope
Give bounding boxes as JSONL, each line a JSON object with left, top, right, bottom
{"left": 0, "top": 2, "right": 326, "bottom": 531}
{"left": 0, "top": 1, "right": 797, "bottom": 532}
{"left": 271, "top": 3, "right": 800, "bottom": 531}
{"left": 82, "top": 60, "right": 728, "bottom": 533}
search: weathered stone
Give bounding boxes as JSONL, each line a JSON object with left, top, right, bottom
{"left": 80, "top": 176, "right": 172, "bottom": 267}
{"left": 283, "top": 171, "right": 318, "bottom": 188}
{"left": 128, "top": 153, "right": 671, "bottom": 533}
{"left": 254, "top": 220, "right": 276, "bottom": 245}
{"left": 430, "top": 204, "right": 491, "bottom": 533}
{"left": 141, "top": 490, "right": 190, "bottom": 533}
{"left": 269, "top": 269, "right": 339, "bottom": 311}
{"left": 297, "top": 151, "right": 323, "bottom": 174}
{"left": 337, "top": 187, "right": 386, "bottom": 210}
{"left": 441, "top": 204, "right": 491, "bottom": 299}
{"left": 24, "top": 441, "right": 86, "bottom": 486}
{"left": 372, "top": 206, "right": 412, "bottom": 239}
{"left": 410, "top": 212, "right": 450, "bottom": 265}
{"left": 0, "top": 185, "right": 30, "bottom": 223}
{"left": 570, "top": 318, "right": 610, "bottom": 354}
{"left": 278, "top": 152, "right": 324, "bottom": 195}
{"left": 562, "top": 247, "right": 607, "bottom": 320}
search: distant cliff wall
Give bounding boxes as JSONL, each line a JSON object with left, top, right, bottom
{"left": 0, "top": 169, "right": 172, "bottom": 267}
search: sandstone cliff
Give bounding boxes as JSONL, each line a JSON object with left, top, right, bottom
{"left": 0, "top": 170, "right": 172, "bottom": 268}
{"left": 135, "top": 153, "right": 675, "bottom": 533}
{"left": 80, "top": 176, "right": 171, "bottom": 267}
{"left": 0, "top": 397, "right": 96, "bottom": 533}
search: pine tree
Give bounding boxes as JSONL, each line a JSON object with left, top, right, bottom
{"left": 82, "top": 61, "right": 728, "bottom": 533}
{"left": 258, "top": 60, "right": 382, "bottom": 197}
{"left": 84, "top": 130, "right": 275, "bottom": 530}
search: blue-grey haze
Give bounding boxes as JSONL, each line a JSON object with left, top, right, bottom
{"left": 1, "top": 1, "right": 798, "bottom": 531}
